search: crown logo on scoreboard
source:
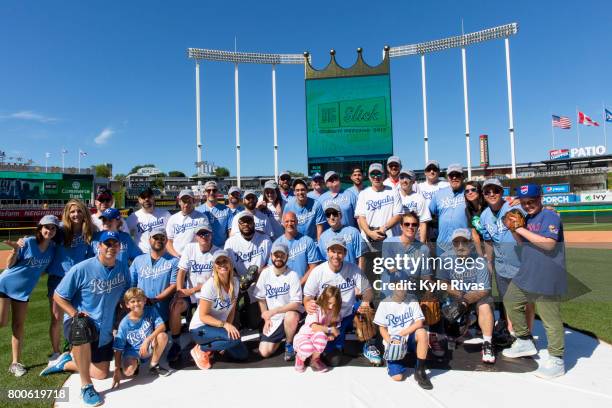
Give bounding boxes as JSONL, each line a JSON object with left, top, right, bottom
{"left": 303, "top": 46, "right": 390, "bottom": 79}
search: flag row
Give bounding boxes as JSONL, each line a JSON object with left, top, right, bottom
{"left": 552, "top": 109, "right": 612, "bottom": 129}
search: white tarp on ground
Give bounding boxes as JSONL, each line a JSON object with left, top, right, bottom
{"left": 55, "top": 321, "right": 612, "bottom": 408}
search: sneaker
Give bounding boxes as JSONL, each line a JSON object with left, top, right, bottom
{"left": 190, "top": 345, "right": 212, "bottom": 370}
{"left": 40, "top": 352, "right": 72, "bottom": 376}
{"left": 414, "top": 366, "right": 433, "bottom": 390}
{"left": 310, "top": 358, "right": 329, "bottom": 373}
{"left": 362, "top": 343, "right": 382, "bottom": 366}
{"left": 80, "top": 384, "right": 103, "bottom": 407}
{"left": 149, "top": 364, "right": 171, "bottom": 377}
{"left": 167, "top": 342, "right": 182, "bottom": 362}
{"left": 429, "top": 333, "right": 445, "bottom": 358}
{"left": 284, "top": 343, "right": 296, "bottom": 362}
{"left": 534, "top": 355, "right": 565, "bottom": 379}
{"left": 481, "top": 341, "right": 496, "bottom": 364}
{"left": 502, "top": 338, "right": 537, "bottom": 358}
{"left": 47, "top": 352, "right": 61, "bottom": 365}
{"left": 8, "top": 362, "right": 27, "bottom": 377}
{"left": 294, "top": 356, "right": 306, "bottom": 373}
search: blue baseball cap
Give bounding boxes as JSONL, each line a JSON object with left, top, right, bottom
{"left": 99, "top": 230, "right": 120, "bottom": 243}
{"left": 312, "top": 172, "right": 324, "bottom": 181}
{"left": 517, "top": 184, "right": 542, "bottom": 198}
{"left": 99, "top": 208, "right": 121, "bottom": 220}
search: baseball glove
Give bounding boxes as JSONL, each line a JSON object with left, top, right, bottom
{"left": 239, "top": 265, "right": 259, "bottom": 292}
{"left": 503, "top": 209, "right": 526, "bottom": 231}
{"left": 383, "top": 335, "right": 408, "bottom": 361}
{"left": 419, "top": 297, "right": 441, "bottom": 326}
{"left": 441, "top": 299, "right": 468, "bottom": 323}
{"left": 68, "top": 314, "right": 98, "bottom": 346}
{"left": 353, "top": 304, "right": 376, "bottom": 342}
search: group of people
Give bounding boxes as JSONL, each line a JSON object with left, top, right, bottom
{"left": 0, "top": 157, "right": 568, "bottom": 407}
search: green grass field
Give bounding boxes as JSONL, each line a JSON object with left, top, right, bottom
{"left": 563, "top": 222, "right": 612, "bottom": 231}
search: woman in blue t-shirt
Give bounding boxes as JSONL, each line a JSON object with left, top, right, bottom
{"left": 0, "top": 215, "right": 59, "bottom": 377}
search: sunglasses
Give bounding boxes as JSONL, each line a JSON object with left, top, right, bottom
{"left": 370, "top": 173, "right": 383, "bottom": 179}
{"left": 388, "top": 164, "right": 400, "bottom": 169}
{"left": 402, "top": 222, "right": 418, "bottom": 227}
{"left": 206, "top": 189, "right": 217, "bottom": 193}
{"left": 151, "top": 234, "right": 167, "bottom": 241}
{"left": 464, "top": 188, "right": 478, "bottom": 194}
{"left": 325, "top": 211, "right": 339, "bottom": 218}
{"left": 483, "top": 190, "right": 502, "bottom": 196}
{"left": 425, "top": 167, "right": 439, "bottom": 172}
{"left": 280, "top": 176, "right": 291, "bottom": 181}
{"left": 399, "top": 175, "right": 414, "bottom": 180}
{"left": 448, "top": 173, "right": 463, "bottom": 179}
{"left": 97, "top": 197, "right": 112, "bottom": 203}
{"left": 197, "top": 231, "right": 211, "bottom": 238}
{"left": 102, "top": 240, "right": 120, "bottom": 247}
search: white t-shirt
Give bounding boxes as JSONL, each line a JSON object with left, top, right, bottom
{"left": 165, "top": 210, "right": 209, "bottom": 256}
{"left": 373, "top": 298, "right": 424, "bottom": 336}
{"left": 224, "top": 232, "right": 272, "bottom": 277}
{"left": 303, "top": 261, "right": 371, "bottom": 319}
{"left": 399, "top": 190, "right": 432, "bottom": 223}
{"left": 91, "top": 212, "right": 130, "bottom": 234}
{"left": 189, "top": 277, "right": 240, "bottom": 330}
{"left": 178, "top": 243, "right": 219, "bottom": 303}
{"left": 383, "top": 177, "right": 401, "bottom": 190}
{"left": 255, "top": 267, "right": 303, "bottom": 335}
{"left": 417, "top": 180, "right": 450, "bottom": 206}
{"left": 229, "top": 209, "right": 275, "bottom": 239}
{"left": 126, "top": 208, "right": 171, "bottom": 252}
{"left": 355, "top": 186, "right": 404, "bottom": 240}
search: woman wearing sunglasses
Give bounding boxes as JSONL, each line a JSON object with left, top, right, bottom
{"left": 464, "top": 181, "right": 486, "bottom": 256}
{"left": 0, "top": 215, "right": 59, "bottom": 377}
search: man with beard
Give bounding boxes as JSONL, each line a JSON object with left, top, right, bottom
{"left": 166, "top": 190, "right": 209, "bottom": 258}
{"left": 229, "top": 190, "right": 275, "bottom": 239}
{"left": 283, "top": 179, "right": 325, "bottom": 241}
{"left": 278, "top": 170, "right": 295, "bottom": 203}
{"left": 347, "top": 166, "right": 365, "bottom": 198}
{"left": 127, "top": 187, "right": 171, "bottom": 253}
{"left": 417, "top": 160, "right": 449, "bottom": 243}
{"left": 383, "top": 156, "right": 402, "bottom": 190}
{"left": 226, "top": 186, "right": 245, "bottom": 224}
{"left": 196, "top": 181, "right": 231, "bottom": 248}
{"left": 318, "top": 171, "right": 358, "bottom": 228}
{"left": 255, "top": 242, "right": 302, "bottom": 361}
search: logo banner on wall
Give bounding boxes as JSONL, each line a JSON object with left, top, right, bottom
{"left": 542, "top": 184, "right": 571, "bottom": 194}
{"left": 542, "top": 194, "right": 578, "bottom": 205}
{"left": 580, "top": 191, "right": 612, "bottom": 203}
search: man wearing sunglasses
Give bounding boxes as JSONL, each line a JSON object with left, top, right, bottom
{"left": 318, "top": 202, "right": 366, "bottom": 272}
{"left": 226, "top": 186, "right": 245, "bottom": 223}
{"left": 278, "top": 170, "right": 295, "bottom": 203}
{"left": 429, "top": 164, "right": 468, "bottom": 255}
{"left": 91, "top": 187, "right": 129, "bottom": 234}
{"left": 196, "top": 181, "right": 231, "bottom": 248}
{"left": 126, "top": 187, "right": 171, "bottom": 253}
{"left": 318, "top": 170, "right": 358, "bottom": 229}
{"left": 383, "top": 155, "right": 402, "bottom": 190}
{"left": 417, "top": 160, "right": 449, "bottom": 243}
{"left": 502, "top": 184, "right": 567, "bottom": 379}
{"left": 166, "top": 189, "right": 210, "bottom": 258}
{"left": 283, "top": 179, "right": 325, "bottom": 241}
{"left": 229, "top": 190, "right": 275, "bottom": 239}
{"left": 398, "top": 169, "right": 431, "bottom": 243}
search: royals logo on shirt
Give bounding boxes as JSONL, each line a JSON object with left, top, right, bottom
{"left": 137, "top": 218, "right": 165, "bottom": 233}
{"left": 139, "top": 264, "right": 173, "bottom": 279}
{"left": 126, "top": 318, "right": 153, "bottom": 345}
{"left": 440, "top": 195, "right": 465, "bottom": 209}
{"left": 89, "top": 273, "right": 126, "bottom": 295}
{"left": 385, "top": 310, "right": 416, "bottom": 328}
{"left": 366, "top": 195, "right": 394, "bottom": 211}
{"left": 264, "top": 283, "right": 290, "bottom": 299}
{"left": 323, "top": 277, "right": 356, "bottom": 293}
{"left": 233, "top": 247, "right": 265, "bottom": 263}
{"left": 213, "top": 296, "right": 232, "bottom": 310}
{"left": 24, "top": 256, "right": 52, "bottom": 268}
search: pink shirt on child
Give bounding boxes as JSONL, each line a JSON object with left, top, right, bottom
{"left": 297, "top": 306, "right": 340, "bottom": 336}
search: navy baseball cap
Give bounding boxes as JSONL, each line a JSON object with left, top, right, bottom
{"left": 99, "top": 230, "right": 120, "bottom": 243}
{"left": 517, "top": 184, "right": 542, "bottom": 198}
{"left": 312, "top": 172, "right": 324, "bottom": 181}
{"left": 99, "top": 208, "right": 121, "bottom": 220}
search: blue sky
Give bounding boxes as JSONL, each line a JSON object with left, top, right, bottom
{"left": 1, "top": 0, "right": 610, "bottom": 177}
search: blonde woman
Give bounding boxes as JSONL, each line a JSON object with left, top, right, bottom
{"left": 188, "top": 249, "right": 247, "bottom": 369}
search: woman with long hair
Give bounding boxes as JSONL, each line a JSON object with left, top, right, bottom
{"left": 258, "top": 180, "right": 285, "bottom": 238}
{"left": 464, "top": 180, "right": 487, "bottom": 256}
{"left": 188, "top": 250, "right": 247, "bottom": 369}
{"left": 0, "top": 215, "right": 58, "bottom": 377}
{"left": 45, "top": 199, "right": 95, "bottom": 363}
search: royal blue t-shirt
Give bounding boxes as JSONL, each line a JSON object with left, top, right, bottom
{"left": 269, "top": 234, "right": 322, "bottom": 278}
{"left": 318, "top": 226, "right": 367, "bottom": 265}
{"left": 48, "top": 228, "right": 94, "bottom": 278}
{"left": 196, "top": 203, "right": 231, "bottom": 248}
{"left": 55, "top": 257, "right": 130, "bottom": 346}
{"left": 283, "top": 198, "right": 325, "bottom": 241}
{"left": 0, "top": 236, "right": 54, "bottom": 301}
{"left": 129, "top": 252, "right": 178, "bottom": 322}
{"left": 318, "top": 190, "right": 357, "bottom": 228}
{"left": 513, "top": 209, "right": 566, "bottom": 296}
{"left": 429, "top": 186, "right": 468, "bottom": 253}
{"left": 113, "top": 306, "right": 164, "bottom": 356}
{"left": 91, "top": 231, "right": 142, "bottom": 268}
{"left": 480, "top": 202, "right": 522, "bottom": 278}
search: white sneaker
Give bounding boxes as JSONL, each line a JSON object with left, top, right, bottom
{"left": 47, "top": 352, "right": 61, "bottom": 366}
{"left": 502, "top": 338, "right": 537, "bottom": 358}
{"left": 535, "top": 355, "right": 565, "bottom": 379}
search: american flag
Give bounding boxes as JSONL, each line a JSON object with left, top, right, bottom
{"left": 79, "top": 149, "right": 87, "bottom": 157}
{"left": 552, "top": 115, "right": 571, "bottom": 129}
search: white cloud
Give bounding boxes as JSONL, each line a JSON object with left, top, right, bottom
{"left": 2, "top": 110, "right": 59, "bottom": 123}
{"left": 94, "top": 127, "right": 114, "bottom": 145}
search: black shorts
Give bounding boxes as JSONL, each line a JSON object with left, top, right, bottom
{"left": 47, "top": 275, "right": 63, "bottom": 298}
{"left": 0, "top": 292, "right": 28, "bottom": 303}
{"left": 260, "top": 323, "right": 286, "bottom": 344}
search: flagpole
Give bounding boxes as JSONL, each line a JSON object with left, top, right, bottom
{"left": 61, "top": 149, "right": 65, "bottom": 172}
{"left": 78, "top": 148, "right": 81, "bottom": 171}
{"left": 576, "top": 106, "right": 581, "bottom": 146}
{"left": 603, "top": 102, "right": 608, "bottom": 151}
{"left": 551, "top": 115, "right": 556, "bottom": 149}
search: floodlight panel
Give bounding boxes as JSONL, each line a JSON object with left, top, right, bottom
{"left": 188, "top": 48, "right": 305, "bottom": 64}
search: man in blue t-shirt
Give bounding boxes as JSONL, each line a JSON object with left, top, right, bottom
{"left": 318, "top": 202, "right": 366, "bottom": 270}
{"left": 48, "top": 231, "right": 130, "bottom": 407}
{"left": 196, "top": 180, "right": 231, "bottom": 248}
{"left": 283, "top": 179, "right": 325, "bottom": 241}
{"left": 502, "top": 184, "right": 567, "bottom": 380}
{"left": 318, "top": 171, "right": 358, "bottom": 228}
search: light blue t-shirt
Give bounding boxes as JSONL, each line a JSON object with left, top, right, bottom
{"left": 129, "top": 252, "right": 178, "bottom": 322}
{"left": 113, "top": 306, "right": 164, "bottom": 357}
{"left": 0, "top": 236, "right": 54, "bottom": 301}
{"left": 318, "top": 226, "right": 366, "bottom": 264}
{"left": 307, "top": 190, "right": 325, "bottom": 200}
{"left": 480, "top": 202, "right": 522, "bottom": 278}
{"left": 196, "top": 203, "right": 231, "bottom": 248}
{"left": 48, "top": 228, "right": 94, "bottom": 278}
{"left": 269, "top": 234, "right": 322, "bottom": 278}
{"left": 91, "top": 231, "right": 142, "bottom": 269}
{"left": 227, "top": 205, "right": 245, "bottom": 228}
{"left": 55, "top": 257, "right": 130, "bottom": 346}
{"left": 283, "top": 198, "right": 325, "bottom": 241}
{"left": 429, "top": 186, "right": 468, "bottom": 253}
{"left": 318, "top": 189, "right": 357, "bottom": 228}
{"left": 347, "top": 185, "right": 363, "bottom": 199}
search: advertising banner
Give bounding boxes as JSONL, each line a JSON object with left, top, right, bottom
{"left": 580, "top": 191, "right": 612, "bottom": 203}
{"left": 542, "top": 184, "right": 571, "bottom": 194}
{"left": 549, "top": 149, "right": 570, "bottom": 160}
{"left": 542, "top": 194, "right": 578, "bottom": 205}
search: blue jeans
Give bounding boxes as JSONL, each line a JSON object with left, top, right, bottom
{"left": 324, "top": 300, "right": 361, "bottom": 353}
{"left": 190, "top": 325, "right": 248, "bottom": 361}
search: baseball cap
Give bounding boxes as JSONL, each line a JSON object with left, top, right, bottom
{"left": 228, "top": 186, "right": 241, "bottom": 196}
{"left": 138, "top": 187, "right": 155, "bottom": 198}
{"left": 99, "top": 208, "right": 121, "bottom": 220}
{"left": 482, "top": 178, "right": 503, "bottom": 191}
{"left": 424, "top": 160, "right": 440, "bottom": 170}
{"left": 399, "top": 169, "right": 416, "bottom": 180}
{"left": 326, "top": 236, "right": 347, "bottom": 250}
{"left": 39, "top": 214, "right": 59, "bottom": 226}
{"left": 149, "top": 226, "right": 167, "bottom": 238}
{"left": 99, "top": 230, "right": 120, "bottom": 243}
{"left": 368, "top": 163, "right": 384, "bottom": 174}
{"left": 312, "top": 172, "right": 324, "bottom": 181}
{"left": 271, "top": 242, "right": 289, "bottom": 256}
{"left": 324, "top": 202, "right": 341, "bottom": 213}
{"left": 516, "top": 184, "right": 542, "bottom": 199}
{"left": 264, "top": 180, "right": 278, "bottom": 190}
{"left": 243, "top": 190, "right": 257, "bottom": 199}
{"left": 204, "top": 181, "right": 217, "bottom": 190}
{"left": 452, "top": 228, "right": 472, "bottom": 241}
{"left": 96, "top": 187, "right": 113, "bottom": 201}
{"left": 235, "top": 211, "right": 254, "bottom": 222}
{"left": 178, "top": 189, "right": 195, "bottom": 199}
{"left": 279, "top": 170, "right": 291, "bottom": 178}
{"left": 324, "top": 171, "right": 338, "bottom": 182}
{"left": 446, "top": 164, "right": 464, "bottom": 175}
{"left": 212, "top": 249, "right": 231, "bottom": 264}
{"left": 387, "top": 156, "right": 401, "bottom": 166}
{"left": 196, "top": 219, "right": 212, "bottom": 233}
{"left": 293, "top": 179, "right": 307, "bottom": 189}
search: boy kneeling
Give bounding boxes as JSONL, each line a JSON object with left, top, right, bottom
{"left": 112, "top": 288, "right": 169, "bottom": 388}
{"left": 374, "top": 276, "right": 432, "bottom": 389}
